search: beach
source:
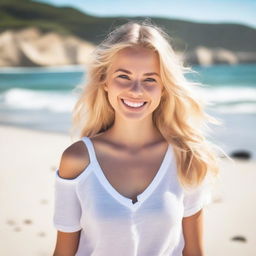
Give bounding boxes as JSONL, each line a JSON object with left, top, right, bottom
{"left": 0, "top": 125, "right": 71, "bottom": 256}
{"left": 0, "top": 124, "right": 255, "bottom": 256}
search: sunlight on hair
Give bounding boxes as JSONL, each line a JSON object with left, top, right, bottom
{"left": 70, "top": 19, "right": 231, "bottom": 189}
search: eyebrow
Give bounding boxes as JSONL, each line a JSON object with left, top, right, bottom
{"left": 114, "top": 68, "right": 159, "bottom": 77}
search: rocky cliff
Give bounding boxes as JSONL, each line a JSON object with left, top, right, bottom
{"left": 0, "top": 28, "right": 95, "bottom": 67}
{"left": 1, "top": 27, "right": 255, "bottom": 67}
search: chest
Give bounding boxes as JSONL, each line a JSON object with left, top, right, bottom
{"left": 93, "top": 142, "right": 168, "bottom": 202}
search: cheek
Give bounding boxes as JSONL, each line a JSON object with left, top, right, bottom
{"left": 107, "top": 80, "right": 131, "bottom": 94}
{"left": 144, "top": 85, "right": 162, "bottom": 98}
{"left": 146, "top": 86, "right": 163, "bottom": 106}
{"left": 114, "top": 79, "right": 131, "bottom": 89}
{"left": 105, "top": 82, "right": 123, "bottom": 105}
{"left": 144, "top": 85, "right": 158, "bottom": 92}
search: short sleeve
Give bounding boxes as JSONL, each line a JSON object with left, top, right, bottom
{"left": 183, "top": 175, "right": 213, "bottom": 217}
{"left": 53, "top": 169, "right": 82, "bottom": 232}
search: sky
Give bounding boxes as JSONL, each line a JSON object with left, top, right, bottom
{"left": 34, "top": 0, "right": 256, "bottom": 29}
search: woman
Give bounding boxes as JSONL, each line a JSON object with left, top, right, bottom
{"left": 53, "top": 19, "right": 227, "bottom": 256}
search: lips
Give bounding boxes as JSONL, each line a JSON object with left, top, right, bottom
{"left": 120, "top": 98, "right": 147, "bottom": 109}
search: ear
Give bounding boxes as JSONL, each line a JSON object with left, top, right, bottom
{"left": 103, "top": 84, "right": 108, "bottom": 92}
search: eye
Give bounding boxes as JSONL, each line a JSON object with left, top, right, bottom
{"left": 145, "top": 78, "right": 156, "bottom": 82}
{"left": 118, "top": 74, "right": 130, "bottom": 80}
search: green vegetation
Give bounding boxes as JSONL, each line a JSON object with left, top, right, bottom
{"left": 0, "top": 0, "right": 255, "bottom": 52}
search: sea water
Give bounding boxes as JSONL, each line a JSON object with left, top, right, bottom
{"left": 0, "top": 64, "right": 255, "bottom": 158}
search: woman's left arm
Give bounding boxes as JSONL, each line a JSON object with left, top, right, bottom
{"left": 182, "top": 209, "right": 205, "bottom": 256}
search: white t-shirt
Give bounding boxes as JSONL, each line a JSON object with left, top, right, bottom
{"left": 53, "top": 136, "right": 212, "bottom": 256}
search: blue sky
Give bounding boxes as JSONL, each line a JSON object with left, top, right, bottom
{"left": 35, "top": 0, "right": 256, "bottom": 28}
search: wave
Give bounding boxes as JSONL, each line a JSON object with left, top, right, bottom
{"left": 1, "top": 86, "right": 256, "bottom": 114}
{"left": 0, "top": 88, "right": 77, "bottom": 113}
{"left": 197, "top": 86, "right": 256, "bottom": 103}
{"left": 213, "top": 103, "right": 256, "bottom": 114}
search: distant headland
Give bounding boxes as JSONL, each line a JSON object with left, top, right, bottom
{"left": 0, "top": 0, "right": 255, "bottom": 67}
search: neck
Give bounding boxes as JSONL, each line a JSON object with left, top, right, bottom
{"left": 104, "top": 115, "right": 164, "bottom": 151}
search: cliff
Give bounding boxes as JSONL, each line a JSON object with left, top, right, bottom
{"left": 0, "top": 0, "right": 255, "bottom": 66}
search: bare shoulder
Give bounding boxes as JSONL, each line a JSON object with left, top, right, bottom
{"left": 58, "top": 140, "right": 90, "bottom": 179}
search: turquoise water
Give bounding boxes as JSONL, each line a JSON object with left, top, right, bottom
{"left": 0, "top": 64, "right": 255, "bottom": 114}
{"left": 0, "top": 64, "right": 255, "bottom": 158}
{"left": 191, "top": 64, "right": 256, "bottom": 87}
{"left": 0, "top": 65, "right": 85, "bottom": 92}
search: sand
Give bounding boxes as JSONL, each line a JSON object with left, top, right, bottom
{"left": 0, "top": 124, "right": 255, "bottom": 256}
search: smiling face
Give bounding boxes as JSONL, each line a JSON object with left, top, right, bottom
{"left": 104, "top": 46, "right": 164, "bottom": 121}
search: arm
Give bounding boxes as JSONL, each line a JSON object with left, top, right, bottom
{"left": 53, "top": 230, "right": 81, "bottom": 256}
{"left": 53, "top": 141, "right": 90, "bottom": 256}
{"left": 182, "top": 209, "right": 205, "bottom": 256}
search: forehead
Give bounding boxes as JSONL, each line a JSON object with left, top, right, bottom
{"left": 110, "top": 46, "right": 160, "bottom": 72}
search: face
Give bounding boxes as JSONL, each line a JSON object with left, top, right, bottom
{"left": 104, "top": 46, "right": 164, "bottom": 121}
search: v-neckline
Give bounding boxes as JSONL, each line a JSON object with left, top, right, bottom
{"left": 82, "top": 136, "right": 173, "bottom": 211}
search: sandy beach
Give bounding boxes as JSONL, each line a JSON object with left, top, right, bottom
{"left": 0, "top": 124, "right": 255, "bottom": 256}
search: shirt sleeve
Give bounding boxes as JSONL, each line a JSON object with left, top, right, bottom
{"left": 183, "top": 175, "right": 213, "bottom": 217}
{"left": 53, "top": 169, "right": 82, "bottom": 232}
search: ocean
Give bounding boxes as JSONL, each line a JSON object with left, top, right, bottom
{"left": 0, "top": 64, "right": 255, "bottom": 158}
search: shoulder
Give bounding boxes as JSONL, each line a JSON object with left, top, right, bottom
{"left": 58, "top": 139, "right": 90, "bottom": 179}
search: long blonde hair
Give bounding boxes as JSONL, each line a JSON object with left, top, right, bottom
{"left": 71, "top": 19, "right": 230, "bottom": 189}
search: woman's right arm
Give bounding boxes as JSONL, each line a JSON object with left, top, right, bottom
{"left": 53, "top": 230, "right": 81, "bottom": 256}
{"left": 53, "top": 141, "right": 90, "bottom": 256}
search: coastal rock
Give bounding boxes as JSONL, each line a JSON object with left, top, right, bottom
{"left": 16, "top": 27, "right": 42, "bottom": 41}
{"left": 230, "top": 150, "right": 251, "bottom": 160}
{"left": 0, "top": 27, "right": 255, "bottom": 67}
{"left": 0, "top": 30, "right": 36, "bottom": 66}
{"left": 19, "top": 32, "right": 70, "bottom": 66}
{"left": 235, "top": 51, "right": 256, "bottom": 63}
{"left": 212, "top": 47, "right": 238, "bottom": 64}
{"left": 0, "top": 28, "right": 95, "bottom": 67}
{"left": 183, "top": 46, "right": 238, "bottom": 66}
{"left": 231, "top": 235, "right": 247, "bottom": 243}
{"left": 196, "top": 46, "right": 213, "bottom": 65}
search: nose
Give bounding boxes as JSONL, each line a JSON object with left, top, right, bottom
{"left": 130, "top": 80, "right": 144, "bottom": 95}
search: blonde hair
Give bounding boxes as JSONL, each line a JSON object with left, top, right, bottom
{"left": 71, "top": 19, "right": 230, "bottom": 189}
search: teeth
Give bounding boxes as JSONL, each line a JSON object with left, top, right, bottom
{"left": 123, "top": 99, "right": 145, "bottom": 108}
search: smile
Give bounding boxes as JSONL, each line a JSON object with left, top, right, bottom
{"left": 121, "top": 98, "right": 147, "bottom": 110}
